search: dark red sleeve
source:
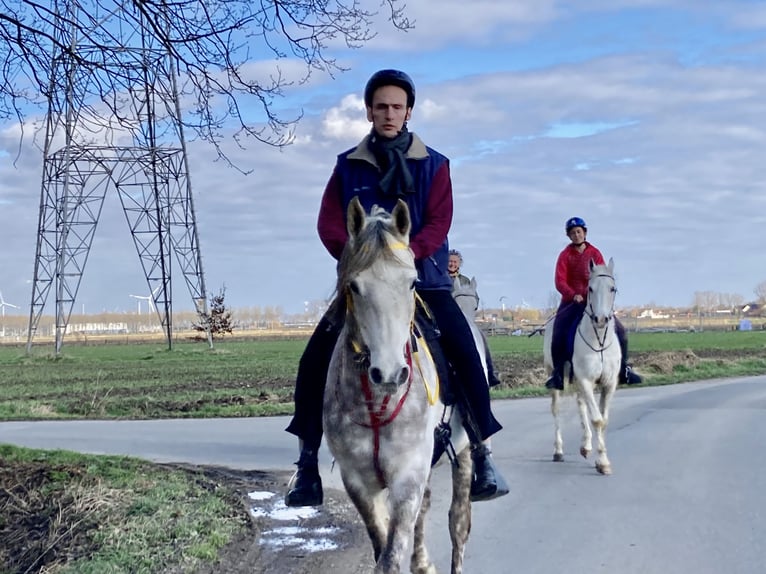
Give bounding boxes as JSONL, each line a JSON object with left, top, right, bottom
{"left": 317, "top": 169, "right": 348, "bottom": 260}
{"left": 409, "top": 161, "right": 452, "bottom": 260}
{"left": 554, "top": 249, "right": 575, "bottom": 301}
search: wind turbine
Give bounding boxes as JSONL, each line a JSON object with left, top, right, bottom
{"left": 0, "top": 291, "right": 19, "bottom": 338}
{"left": 0, "top": 291, "right": 19, "bottom": 318}
{"left": 129, "top": 286, "right": 160, "bottom": 315}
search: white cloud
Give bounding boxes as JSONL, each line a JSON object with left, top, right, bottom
{"left": 2, "top": 1, "right": 766, "bottom": 321}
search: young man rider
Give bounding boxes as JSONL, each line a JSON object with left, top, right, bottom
{"left": 285, "top": 69, "right": 509, "bottom": 507}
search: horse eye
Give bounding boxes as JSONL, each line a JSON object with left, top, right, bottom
{"left": 409, "top": 280, "right": 416, "bottom": 290}
{"left": 350, "top": 281, "right": 360, "bottom": 295}
{"left": 588, "top": 287, "right": 593, "bottom": 293}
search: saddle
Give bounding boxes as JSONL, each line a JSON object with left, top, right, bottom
{"left": 412, "top": 298, "right": 469, "bottom": 468}
{"left": 413, "top": 297, "right": 458, "bottom": 406}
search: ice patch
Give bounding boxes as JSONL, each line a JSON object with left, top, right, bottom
{"left": 268, "top": 501, "right": 319, "bottom": 521}
{"left": 248, "top": 493, "right": 340, "bottom": 554}
{"left": 247, "top": 490, "right": 275, "bottom": 501}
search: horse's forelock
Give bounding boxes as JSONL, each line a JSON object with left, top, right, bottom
{"left": 337, "top": 217, "right": 408, "bottom": 293}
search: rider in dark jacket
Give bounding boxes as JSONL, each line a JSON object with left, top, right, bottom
{"left": 285, "top": 69, "right": 509, "bottom": 507}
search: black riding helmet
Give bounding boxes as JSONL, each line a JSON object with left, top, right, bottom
{"left": 364, "top": 69, "right": 416, "bottom": 109}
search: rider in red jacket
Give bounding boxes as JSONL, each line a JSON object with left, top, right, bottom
{"left": 545, "top": 217, "right": 643, "bottom": 390}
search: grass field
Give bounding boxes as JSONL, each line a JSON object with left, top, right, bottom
{"left": 1, "top": 329, "right": 764, "bottom": 421}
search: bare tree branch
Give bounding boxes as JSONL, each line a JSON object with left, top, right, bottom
{"left": 0, "top": 0, "right": 412, "bottom": 167}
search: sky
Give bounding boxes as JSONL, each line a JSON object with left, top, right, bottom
{"left": 2, "top": 0, "right": 766, "bottom": 319}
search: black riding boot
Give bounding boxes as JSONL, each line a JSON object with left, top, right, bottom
{"left": 615, "top": 320, "right": 642, "bottom": 385}
{"left": 285, "top": 443, "right": 323, "bottom": 507}
{"left": 545, "top": 367, "right": 565, "bottom": 390}
{"left": 470, "top": 443, "right": 510, "bottom": 502}
{"left": 486, "top": 348, "right": 502, "bottom": 387}
{"left": 620, "top": 363, "right": 643, "bottom": 385}
{"left": 480, "top": 331, "right": 501, "bottom": 387}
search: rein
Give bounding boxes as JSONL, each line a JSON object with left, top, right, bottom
{"left": 356, "top": 341, "right": 414, "bottom": 487}
{"left": 578, "top": 273, "right": 616, "bottom": 357}
{"left": 341, "top": 286, "right": 439, "bottom": 488}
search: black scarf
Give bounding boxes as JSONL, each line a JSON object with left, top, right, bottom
{"left": 368, "top": 127, "right": 415, "bottom": 197}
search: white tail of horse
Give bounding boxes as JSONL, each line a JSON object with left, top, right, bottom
{"left": 543, "top": 258, "right": 621, "bottom": 475}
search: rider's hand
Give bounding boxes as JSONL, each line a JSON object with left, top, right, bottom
{"left": 573, "top": 294, "right": 584, "bottom": 303}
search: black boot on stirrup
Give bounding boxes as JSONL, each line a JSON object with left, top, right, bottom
{"left": 470, "top": 444, "right": 510, "bottom": 502}
{"left": 285, "top": 447, "right": 323, "bottom": 507}
{"left": 620, "top": 363, "right": 643, "bottom": 385}
{"left": 545, "top": 370, "right": 564, "bottom": 390}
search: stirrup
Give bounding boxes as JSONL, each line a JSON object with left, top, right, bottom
{"left": 470, "top": 446, "right": 509, "bottom": 502}
{"left": 285, "top": 466, "right": 323, "bottom": 507}
{"left": 545, "top": 372, "right": 564, "bottom": 390}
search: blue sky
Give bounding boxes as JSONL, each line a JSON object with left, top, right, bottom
{"left": 1, "top": 0, "right": 766, "bottom": 318}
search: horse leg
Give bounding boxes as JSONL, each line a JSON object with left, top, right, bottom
{"left": 551, "top": 389, "right": 564, "bottom": 462}
{"left": 448, "top": 447, "right": 473, "bottom": 574}
{"left": 575, "top": 388, "right": 594, "bottom": 459}
{"left": 343, "top": 480, "right": 388, "bottom": 563}
{"left": 411, "top": 480, "right": 437, "bottom": 574}
{"left": 595, "top": 382, "right": 616, "bottom": 475}
{"left": 376, "top": 477, "right": 427, "bottom": 574}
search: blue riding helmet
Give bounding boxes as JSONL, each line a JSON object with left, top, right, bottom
{"left": 364, "top": 69, "right": 416, "bottom": 108}
{"left": 565, "top": 216, "right": 587, "bottom": 233}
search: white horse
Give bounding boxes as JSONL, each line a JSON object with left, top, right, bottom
{"left": 451, "top": 275, "right": 489, "bottom": 375}
{"left": 323, "top": 197, "right": 473, "bottom": 574}
{"left": 543, "top": 258, "right": 621, "bottom": 475}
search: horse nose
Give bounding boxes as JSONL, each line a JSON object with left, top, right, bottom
{"left": 368, "top": 365, "right": 410, "bottom": 386}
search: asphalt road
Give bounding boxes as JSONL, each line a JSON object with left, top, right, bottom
{"left": 2, "top": 376, "right": 765, "bottom": 573}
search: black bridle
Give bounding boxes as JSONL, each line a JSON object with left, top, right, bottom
{"left": 579, "top": 273, "right": 617, "bottom": 354}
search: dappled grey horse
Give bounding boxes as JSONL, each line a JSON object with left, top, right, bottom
{"left": 323, "top": 197, "right": 473, "bottom": 574}
{"left": 543, "top": 258, "right": 621, "bottom": 474}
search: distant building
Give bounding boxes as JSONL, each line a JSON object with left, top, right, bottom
{"left": 638, "top": 309, "right": 670, "bottom": 319}
{"left": 741, "top": 302, "right": 763, "bottom": 317}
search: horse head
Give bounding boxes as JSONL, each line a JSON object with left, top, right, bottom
{"left": 452, "top": 275, "right": 480, "bottom": 319}
{"left": 586, "top": 257, "right": 617, "bottom": 329}
{"left": 339, "top": 196, "right": 417, "bottom": 388}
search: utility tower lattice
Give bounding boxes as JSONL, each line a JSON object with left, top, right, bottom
{"left": 27, "top": 1, "right": 212, "bottom": 353}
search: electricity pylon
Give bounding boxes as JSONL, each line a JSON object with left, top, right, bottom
{"left": 26, "top": 1, "right": 212, "bottom": 354}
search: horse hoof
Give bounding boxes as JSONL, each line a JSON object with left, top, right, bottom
{"left": 596, "top": 462, "right": 612, "bottom": 475}
{"left": 552, "top": 453, "right": 564, "bottom": 462}
{"left": 579, "top": 447, "right": 590, "bottom": 459}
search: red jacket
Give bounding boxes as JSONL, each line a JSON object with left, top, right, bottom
{"left": 554, "top": 242, "right": 605, "bottom": 303}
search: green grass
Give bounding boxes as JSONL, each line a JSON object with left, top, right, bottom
{"left": 487, "top": 329, "right": 766, "bottom": 399}
{"left": 485, "top": 329, "right": 766, "bottom": 355}
{"left": 0, "top": 444, "right": 246, "bottom": 574}
{"left": 1, "top": 330, "right": 764, "bottom": 420}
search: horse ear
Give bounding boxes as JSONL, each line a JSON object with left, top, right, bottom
{"left": 347, "top": 196, "right": 366, "bottom": 239}
{"left": 589, "top": 258, "right": 596, "bottom": 272}
{"left": 470, "top": 276, "right": 478, "bottom": 289}
{"left": 607, "top": 257, "right": 614, "bottom": 274}
{"left": 391, "top": 199, "right": 411, "bottom": 240}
